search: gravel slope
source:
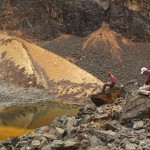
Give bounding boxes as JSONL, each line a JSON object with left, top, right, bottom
{"left": 0, "top": 81, "right": 54, "bottom": 109}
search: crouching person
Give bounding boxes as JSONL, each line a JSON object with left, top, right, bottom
{"left": 138, "top": 67, "right": 150, "bottom": 96}
{"left": 102, "top": 72, "right": 116, "bottom": 93}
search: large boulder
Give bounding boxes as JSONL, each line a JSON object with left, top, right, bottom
{"left": 91, "top": 86, "right": 125, "bottom": 106}
{"left": 120, "top": 91, "right": 150, "bottom": 123}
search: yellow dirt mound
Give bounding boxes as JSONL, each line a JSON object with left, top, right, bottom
{"left": 0, "top": 34, "right": 103, "bottom": 104}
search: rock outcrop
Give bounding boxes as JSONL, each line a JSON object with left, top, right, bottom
{"left": 91, "top": 86, "right": 125, "bottom": 106}
{"left": 120, "top": 91, "right": 150, "bottom": 124}
{"left": 0, "top": 0, "right": 149, "bottom": 42}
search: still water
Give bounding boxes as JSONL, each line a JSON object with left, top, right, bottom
{"left": 0, "top": 101, "right": 79, "bottom": 141}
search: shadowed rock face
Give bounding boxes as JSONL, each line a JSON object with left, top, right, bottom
{"left": 109, "top": 0, "right": 150, "bottom": 42}
{"left": 120, "top": 92, "right": 150, "bottom": 123}
{"left": 0, "top": 34, "right": 103, "bottom": 104}
{"left": 0, "top": 0, "right": 149, "bottom": 41}
{"left": 91, "top": 86, "right": 125, "bottom": 106}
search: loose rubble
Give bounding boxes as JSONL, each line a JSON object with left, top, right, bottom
{"left": 0, "top": 90, "right": 149, "bottom": 150}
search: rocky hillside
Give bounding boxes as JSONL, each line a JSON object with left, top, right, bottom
{"left": 42, "top": 26, "right": 150, "bottom": 85}
{"left": 0, "top": 0, "right": 149, "bottom": 42}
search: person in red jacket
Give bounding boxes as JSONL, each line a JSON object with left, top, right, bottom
{"left": 138, "top": 67, "right": 150, "bottom": 96}
{"left": 102, "top": 72, "right": 116, "bottom": 93}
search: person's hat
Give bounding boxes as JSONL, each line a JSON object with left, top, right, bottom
{"left": 141, "top": 67, "right": 148, "bottom": 74}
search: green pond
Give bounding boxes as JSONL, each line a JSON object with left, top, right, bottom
{"left": 0, "top": 101, "right": 79, "bottom": 141}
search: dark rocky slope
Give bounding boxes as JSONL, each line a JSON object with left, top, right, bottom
{"left": 42, "top": 26, "right": 150, "bottom": 85}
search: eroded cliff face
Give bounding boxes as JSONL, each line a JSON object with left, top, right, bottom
{"left": 109, "top": 0, "right": 150, "bottom": 41}
{"left": 0, "top": 0, "right": 149, "bottom": 41}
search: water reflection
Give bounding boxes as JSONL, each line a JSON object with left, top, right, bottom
{"left": 0, "top": 101, "right": 79, "bottom": 140}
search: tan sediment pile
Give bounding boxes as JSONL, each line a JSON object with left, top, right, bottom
{"left": 0, "top": 34, "right": 103, "bottom": 104}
